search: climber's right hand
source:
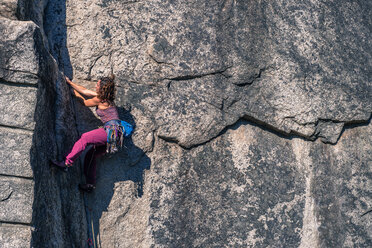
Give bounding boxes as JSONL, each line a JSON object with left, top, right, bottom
{"left": 65, "top": 76, "right": 72, "bottom": 84}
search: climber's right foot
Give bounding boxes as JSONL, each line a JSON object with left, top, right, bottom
{"left": 50, "top": 159, "right": 69, "bottom": 172}
{"left": 78, "top": 183, "right": 96, "bottom": 193}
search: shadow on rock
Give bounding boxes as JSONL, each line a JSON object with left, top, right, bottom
{"left": 81, "top": 107, "right": 150, "bottom": 247}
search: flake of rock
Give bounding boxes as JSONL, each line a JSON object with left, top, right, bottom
{"left": 0, "top": 18, "right": 40, "bottom": 85}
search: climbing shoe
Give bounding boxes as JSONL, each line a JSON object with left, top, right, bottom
{"left": 50, "top": 159, "right": 69, "bottom": 172}
{"left": 78, "top": 183, "right": 96, "bottom": 193}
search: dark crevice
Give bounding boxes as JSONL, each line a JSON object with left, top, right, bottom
{"left": 166, "top": 80, "right": 172, "bottom": 90}
{"left": 283, "top": 115, "right": 316, "bottom": 126}
{"left": 179, "top": 116, "right": 303, "bottom": 151}
{"left": 165, "top": 67, "right": 231, "bottom": 81}
{"left": 282, "top": 113, "right": 372, "bottom": 143}
{"left": 29, "top": 0, "right": 88, "bottom": 247}
{"left": 157, "top": 135, "right": 179, "bottom": 144}
{"left": 0, "top": 174, "right": 34, "bottom": 180}
{"left": 0, "top": 67, "right": 39, "bottom": 77}
{"left": 235, "top": 67, "right": 267, "bottom": 87}
{"left": 148, "top": 54, "right": 174, "bottom": 66}
{"left": 1, "top": 191, "right": 13, "bottom": 202}
{"left": 161, "top": 113, "right": 372, "bottom": 151}
{"left": 361, "top": 209, "right": 372, "bottom": 217}
{"left": 0, "top": 124, "right": 34, "bottom": 133}
{"left": 339, "top": 113, "right": 372, "bottom": 137}
{"left": 0, "top": 78, "right": 38, "bottom": 88}
{"left": 0, "top": 220, "right": 32, "bottom": 227}
{"left": 87, "top": 54, "right": 104, "bottom": 80}
{"left": 317, "top": 118, "right": 364, "bottom": 124}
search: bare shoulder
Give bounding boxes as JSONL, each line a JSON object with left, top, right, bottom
{"left": 82, "top": 96, "right": 101, "bottom": 107}
{"left": 97, "top": 101, "right": 112, "bottom": 110}
{"left": 91, "top": 96, "right": 101, "bottom": 104}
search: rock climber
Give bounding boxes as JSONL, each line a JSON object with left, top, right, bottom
{"left": 51, "top": 75, "right": 132, "bottom": 193}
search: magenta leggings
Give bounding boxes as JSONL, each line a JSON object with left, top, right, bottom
{"left": 65, "top": 128, "right": 107, "bottom": 184}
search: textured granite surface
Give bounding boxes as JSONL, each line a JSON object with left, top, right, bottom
{"left": 0, "top": 0, "right": 371, "bottom": 247}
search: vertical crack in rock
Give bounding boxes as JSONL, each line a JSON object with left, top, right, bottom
{"left": 87, "top": 54, "right": 104, "bottom": 80}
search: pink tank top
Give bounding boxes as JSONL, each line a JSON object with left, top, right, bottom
{"left": 96, "top": 106, "right": 119, "bottom": 124}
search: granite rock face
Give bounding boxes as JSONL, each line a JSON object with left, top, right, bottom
{"left": 0, "top": 0, "right": 371, "bottom": 247}
{"left": 148, "top": 121, "right": 372, "bottom": 247}
{"left": 65, "top": 0, "right": 372, "bottom": 146}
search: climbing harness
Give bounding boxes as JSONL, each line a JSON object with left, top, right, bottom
{"left": 104, "top": 119, "right": 133, "bottom": 153}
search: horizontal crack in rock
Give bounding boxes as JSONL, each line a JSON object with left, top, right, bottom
{"left": 0, "top": 67, "right": 39, "bottom": 77}
{"left": 162, "top": 112, "right": 372, "bottom": 150}
{"left": 0, "top": 220, "right": 32, "bottom": 227}
{"left": 0, "top": 173, "right": 34, "bottom": 180}
{"left": 165, "top": 67, "right": 231, "bottom": 81}
{"left": 0, "top": 124, "right": 34, "bottom": 134}
{"left": 0, "top": 78, "right": 38, "bottom": 87}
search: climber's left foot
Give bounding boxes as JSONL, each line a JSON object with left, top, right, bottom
{"left": 50, "top": 159, "right": 69, "bottom": 172}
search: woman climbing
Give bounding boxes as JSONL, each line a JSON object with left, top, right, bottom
{"left": 51, "top": 75, "right": 132, "bottom": 193}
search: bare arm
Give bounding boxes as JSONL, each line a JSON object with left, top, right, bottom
{"left": 73, "top": 90, "right": 101, "bottom": 107}
{"left": 66, "top": 76, "right": 97, "bottom": 97}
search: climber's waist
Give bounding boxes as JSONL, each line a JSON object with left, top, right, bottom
{"left": 103, "top": 119, "right": 133, "bottom": 154}
{"left": 104, "top": 119, "right": 121, "bottom": 128}
{"left": 104, "top": 119, "right": 133, "bottom": 137}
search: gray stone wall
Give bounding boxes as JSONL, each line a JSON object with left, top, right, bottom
{"left": 0, "top": 14, "right": 38, "bottom": 247}
{"left": 0, "top": 0, "right": 371, "bottom": 247}
{"left": 147, "top": 120, "right": 372, "bottom": 247}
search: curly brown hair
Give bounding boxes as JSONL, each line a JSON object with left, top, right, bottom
{"left": 97, "top": 75, "right": 115, "bottom": 105}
